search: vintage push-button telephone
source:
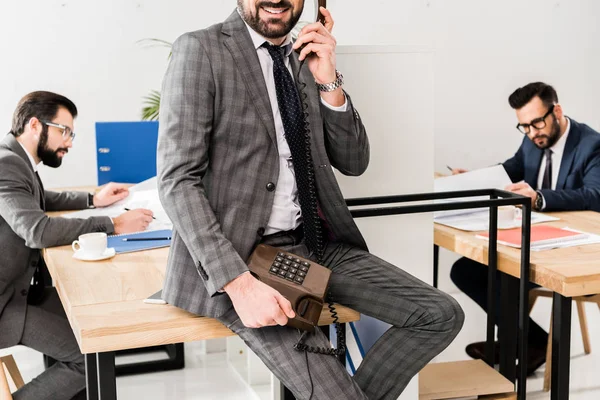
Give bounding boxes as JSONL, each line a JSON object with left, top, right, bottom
{"left": 247, "top": 244, "right": 331, "bottom": 332}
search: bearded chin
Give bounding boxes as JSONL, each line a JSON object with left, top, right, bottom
{"left": 240, "top": 2, "right": 303, "bottom": 39}
{"left": 38, "top": 145, "right": 63, "bottom": 168}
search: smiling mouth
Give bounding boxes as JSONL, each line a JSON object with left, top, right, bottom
{"left": 261, "top": 7, "right": 289, "bottom": 15}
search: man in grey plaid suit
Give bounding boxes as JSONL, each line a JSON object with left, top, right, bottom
{"left": 157, "top": 1, "right": 464, "bottom": 399}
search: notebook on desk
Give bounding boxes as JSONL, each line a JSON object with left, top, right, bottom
{"left": 107, "top": 229, "right": 172, "bottom": 254}
{"left": 476, "top": 225, "right": 588, "bottom": 249}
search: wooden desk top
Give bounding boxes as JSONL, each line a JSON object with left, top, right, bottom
{"left": 44, "top": 195, "right": 360, "bottom": 354}
{"left": 435, "top": 211, "right": 600, "bottom": 297}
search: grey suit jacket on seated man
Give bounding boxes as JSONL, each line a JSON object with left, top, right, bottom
{"left": 158, "top": 6, "right": 463, "bottom": 400}
{"left": 0, "top": 91, "right": 154, "bottom": 400}
{"left": 0, "top": 134, "right": 113, "bottom": 348}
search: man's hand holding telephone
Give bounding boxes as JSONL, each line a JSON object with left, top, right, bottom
{"left": 293, "top": 7, "right": 345, "bottom": 107}
{"left": 224, "top": 270, "right": 296, "bottom": 328}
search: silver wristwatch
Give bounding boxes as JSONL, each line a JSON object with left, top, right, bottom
{"left": 316, "top": 70, "right": 344, "bottom": 92}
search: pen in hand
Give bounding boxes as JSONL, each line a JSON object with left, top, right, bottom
{"left": 123, "top": 207, "right": 156, "bottom": 220}
{"left": 446, "top": 165, "right": 454, "bottom": 172}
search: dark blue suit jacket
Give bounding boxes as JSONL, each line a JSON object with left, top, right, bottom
{"left": 502, "top": 118, "right": 600, "bottom": 212}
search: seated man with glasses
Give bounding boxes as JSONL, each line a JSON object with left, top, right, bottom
{"left": 449, "top": 81, "right": 600, "bottom": 376}
{"left": 0, "top": 91, "right": 154, "bottom": 399}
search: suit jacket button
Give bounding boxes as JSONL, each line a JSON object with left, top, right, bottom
{"left": 266, "top": 182, "right": 276, "bottom": 192}
{"left": 21, "top": 289, "right": 28, "bottom": 296}
{"left": 257, "top": 227, "right": 265, "bottom": 236}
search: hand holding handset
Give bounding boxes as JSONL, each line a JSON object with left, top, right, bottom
{"left": 247, "top": 245, "right": 331, "bottom": 331}
{"left": 291, "top": 0, "right": 328, "bottom": 56}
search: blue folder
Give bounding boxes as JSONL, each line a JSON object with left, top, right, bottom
{"left": 96, "top": 121, "right": 159, "bottom": 185}
{"left": 107, "top": 229, "right": 172, "bottom": 254}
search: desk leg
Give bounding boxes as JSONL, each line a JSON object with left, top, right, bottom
{"left": 498, "top": 273, "right": 518, "bottom": 383}
{"left": 433, "top": 244, "right": 439, "bottom": 289}
{"left": 551, "top": 293, "right": 572, "bottom": 400}
{"left": 97, "top": 352, "right": 117, "bottom": 400}
{"left": 86, "top": 354, "right": 98, "bottom": 400}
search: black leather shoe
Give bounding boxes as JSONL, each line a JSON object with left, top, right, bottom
{"left": 465, "top": 341, "right": 501, "bottom": 363}
{"left": 518, "top": 346, "right": 547, "bottom": 377}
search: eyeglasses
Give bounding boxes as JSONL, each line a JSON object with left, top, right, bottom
{"left": 40, "top": 120, "right": 76, "bottom": 142}
{"left": 516, "top": 105, "right": 555, "bottom": 135}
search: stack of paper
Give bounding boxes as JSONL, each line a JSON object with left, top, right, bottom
{"left": 476, "top": 225, "right": 600, "bottom": 251}
{"left": 434, "top": 209, "right": 559, "bottom": 231}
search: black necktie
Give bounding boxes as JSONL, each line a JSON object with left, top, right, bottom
{"left": 35, "top": 171, "right": 45, "bottom": 210}
{"left": 542, "top": 149, "right": 553, "bottom": 190}
{"left": 264, "top": 43, "right": 323, "bottom": 259}
{"left": 30, "top": 171, "right": 46, "bottom": 304}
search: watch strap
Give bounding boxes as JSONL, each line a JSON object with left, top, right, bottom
{"left": 316, "top": 70, "right": 344, "bottom": 92}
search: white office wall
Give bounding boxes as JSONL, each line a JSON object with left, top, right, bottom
{"left": 2, "top": 1, "right": 599, "bottom": 188}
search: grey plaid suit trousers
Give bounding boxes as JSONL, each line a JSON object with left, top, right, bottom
{"left": 218, "top": 235, "right": 464, "bottom": 400}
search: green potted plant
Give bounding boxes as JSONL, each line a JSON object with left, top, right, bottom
{"left": 139, "top": 39, "right": 172, "bottom": 121}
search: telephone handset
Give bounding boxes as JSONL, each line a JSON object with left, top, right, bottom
{"left": 291, "top": 0, "right": 327, "bottom": 55}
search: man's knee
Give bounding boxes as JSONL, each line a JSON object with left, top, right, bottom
{"left": 426, "top": 291, "right": 465, "bottom": 337}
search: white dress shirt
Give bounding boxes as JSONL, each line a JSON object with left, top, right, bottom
{"left": 242, "top": 21, "right": 347, "bottom": 235}
{"left": 18, "top": 141, "right": 42, "bottom": 172}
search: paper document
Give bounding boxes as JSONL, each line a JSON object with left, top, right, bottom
{"left": 62, "top": 177, "right": 172, "bottom": 233}
{"left": 434, "top": 165, "right": 514, "bottom": 218}
{"left": 435, "top": 165, "right": 512, "bottom": 193}
{"left": 434, "top": 210, "right": 559, "bottom": 232}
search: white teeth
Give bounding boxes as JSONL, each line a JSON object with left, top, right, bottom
{"left": 263, "top": 8, "right": 286, "bottom": 14}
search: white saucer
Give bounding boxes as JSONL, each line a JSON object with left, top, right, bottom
{"left": 72, "top": 247, "right": 116, "bottom": 261}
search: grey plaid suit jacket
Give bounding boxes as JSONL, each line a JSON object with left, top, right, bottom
{"left": 157, "top": 10, "right": 369, "bottom": 319}
{"left": 0, "top": 133, "right": 113, "bottom": 348}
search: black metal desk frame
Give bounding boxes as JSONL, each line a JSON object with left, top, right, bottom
{"left": 86, "top": 188, "right": 531, "bottom": 400}
{"left": 339, "top": 189, "right": 531, "bottom": 400}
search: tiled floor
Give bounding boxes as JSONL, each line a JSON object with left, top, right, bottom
{"left": 8, "top": 290, "right": 600, "bottom": 399}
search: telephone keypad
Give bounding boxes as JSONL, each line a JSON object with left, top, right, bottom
{"left": 268, "top": 251, "right": 311, "bottom": 285}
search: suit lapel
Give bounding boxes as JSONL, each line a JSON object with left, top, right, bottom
{"left": 222, "top": 11, "right": 277, "bottom": 147}
{"left": 290, "top": 53, "right": 323, "bottom": 155}
{"left": 2, "top": 134, "right": 45, "bottom": 209}
{"left": 556, "top": 120, "right": 580, "bottom": 189}
{"left": 525, "top": 147, "right": 542, "bottom": 189}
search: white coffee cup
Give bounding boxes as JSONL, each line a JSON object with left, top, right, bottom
{"left": 72, "top": 233, "right": 107, "bottom": 256}
{"left": 498, "top": 205, "right": 517, "bottom": 228}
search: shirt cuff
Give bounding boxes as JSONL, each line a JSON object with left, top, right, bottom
{"left": 541, "top": 194, "right": 546, "bottom": 210}
{"left": 320, "top": 95, "right": 347, "bottom": 112}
